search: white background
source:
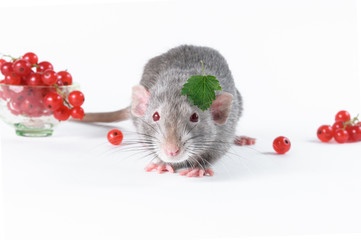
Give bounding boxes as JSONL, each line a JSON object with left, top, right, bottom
{"left": 1, "top": 0, "right": 361, "bottom": 239}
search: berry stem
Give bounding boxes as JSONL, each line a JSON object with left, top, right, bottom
{"left": 343, "top": 114, "right": 359, "bottom": 130}
{"left": 1, "top": 54, "right": 19, "bottom": 61}
{"left": 54, "top": 84, "right": 71, "bottom": 108}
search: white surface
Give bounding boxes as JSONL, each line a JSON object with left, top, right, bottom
{"left": 1, "top": 121, "right": 361, "bottom": 240}
{"left": 1, "top": 0, "right": 361, "bottom": 239}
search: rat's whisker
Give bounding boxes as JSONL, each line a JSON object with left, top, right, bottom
{"left": 155, "top": 121, "right": 166, "bottom": 139}
{"left": 134, "top": 115, "right": 160, "bottom": 135}
{"left": 188, "top": 155, "right": 205, "bottom": 172}
{"left": 185, "top": 122, "right": 198, "bottom": 136}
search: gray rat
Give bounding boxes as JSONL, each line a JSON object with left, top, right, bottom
{"left": 83, "top": 45, "right": 255, "bottom": 177}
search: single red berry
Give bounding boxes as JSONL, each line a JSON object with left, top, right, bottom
{"left": 41, "top": 69, "right": 58, "bottom": 85}
{"left": 4, "top": 73, "right": 21, "bottom": 85}
{"left": 273, "top": 136, "right": 291, "bottom": 154}
{"left": 43, "top": 92, "right": 63, "bottom": 110}
{"left": 7, "top": 101, "right": 22, "bottom": 115}
{"left": 19, "top": 96, "right": 36, "bottom": 115}
{"left": 335, "top": 110, "right": 351, "bottom": 122}
{"left": 107, "top": 129, "right": 123, "bottom": 145}
{"left": 1, "top": 62, "right": 13, "bottom": 76}
{"left": 57, "top": 71, "right": 72, "bottom": 86}
{"left": 36, "top": 61, "right": 53, "bottom": 73}
{"left": 25, "top": 72, "right": 43, "bottom": 86}
{"left": 68, "top": 90, "right": 84, "bottom": 107}
{"left": 19, "top": 96, "right": 43, "bottom": 116}
{"left": 334, "top": 129, "right": 349, "bottom": 143}
{"left": 53, "top": 105, "right": 70, "bottom": 121}
{"left": 153, "top": 112, "right": 160, "bottom": 121}
{"left": 345, "top": 124, "right": 354, "bottom": 141}
{"left": 70, "top": 106, "right": 84, "bottom": 120}
{"left": 0, "top": 59, "right": 6, "bottom": 68}
{"left": 349, "top": 125, "right": 361, "bottom": 142}
{"left": 12, "top": 59, "right": 32, "bottom": 76}
{"left": 22, "top": 52, "right": 38, "bottom": 65}
{"left": 317, "top": 125, "right": 333, "bottom": 142}
{"left": 332, "top": 121, "right": 344, "bottom": 135}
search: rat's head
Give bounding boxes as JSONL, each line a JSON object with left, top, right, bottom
{"left": 130, "top": 84, "right": 233, "bottom": 164}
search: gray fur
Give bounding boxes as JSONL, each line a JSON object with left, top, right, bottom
{"left": 132, "top": 45, "right": 243, "bottom": 169}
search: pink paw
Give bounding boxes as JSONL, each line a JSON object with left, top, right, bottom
{"left": 179, "top": 168, "right": 214, "bottom": 177}
{"left": 144, "top": 162, "right": 174, "bottom": 174}
{"left": 234, "top": 136, "right": 256, "bottom": 146}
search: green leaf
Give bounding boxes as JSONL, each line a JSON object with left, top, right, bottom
{"left": 181, "top": 74, "right": 222, "bottom": 111}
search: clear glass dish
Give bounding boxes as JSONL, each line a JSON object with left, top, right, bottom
{"left": 0, "top": 84, "right": 78, "bottom": 137}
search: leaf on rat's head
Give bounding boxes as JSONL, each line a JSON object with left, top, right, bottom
{"left": 181, "top": 61, "right": 222, "bottom": 111}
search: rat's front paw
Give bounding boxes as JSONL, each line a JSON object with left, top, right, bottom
{"left": 234, "top": 136, "right": 256, "bottom": 146}
{"left": 144, "top": 162, "right": 174, "bottom": 174}
{"left": 179, "top": 168, "right": 214, "bottom": 177}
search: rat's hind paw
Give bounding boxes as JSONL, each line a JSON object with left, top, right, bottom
{"left": 234, "top": 136, "right": 256, "bottom": 146}
{"left": 179, "top": 168, "right": 214, "bottom": 177}
{"left": 144, "top": 162, "right": 174, "bottom": 174}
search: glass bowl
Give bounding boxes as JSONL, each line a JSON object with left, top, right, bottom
{"left": 0, "top": 84, "right": 78, "bottom": 137}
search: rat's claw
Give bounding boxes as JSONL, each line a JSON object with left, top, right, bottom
{"left": 205, "top": 169, "right": 214, "bottom": 176}
{"left": 145, "top": 162, "right": 174, "bottom": 174}
{"left": 179, "top": 169, "right": 192, "bottom": 176}
{"left": 179, "top": 168, "right": 214, "bottom": 177}
{"left": 165, "top": 164, "right": 175, "bottom": 173}
{"left": 234, "top": 136, "right": 256, "bottom": 146}
{"left": 144, "top": 162, "right": 158, "bottom": 172}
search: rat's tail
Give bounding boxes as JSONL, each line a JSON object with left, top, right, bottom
{"left": 80, "top": 106, "right": 131, "bottom": 122}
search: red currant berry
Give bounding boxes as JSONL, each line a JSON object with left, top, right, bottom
{"left": 335, "top": 110, "right": 351, "bottom": 122}
{"left": 332, "top": 121, "right": 344, "bottom": 135}
{"left": 19, "top": 96, "right": 40, "bottom": 115}
{"left": 36, "top": 61, "right": 53, "bottom": 73}
{"left": 1, "top": 62, "right": 13, "bottom": 76}
{"left": 107, "top": 129, "right": 123, "bottom": 145}
{"left": 334, "top": 129, "right": 349, "bottom": 143}
{"left": 349, "top": 125, "right": 361, "bottom": 142}
{"left": 345, "top": 124, "right": 353, "bottom": 141}
{"left": 12, "top": 59, "right": 32, "bottom": 76}
{"left": 43, "top": 92, "right": 63, "bottom": 110}
{"left": 41, "top": 70, "right": 58, "bottom": 85}
{"left": 70, "top": 106, "right": 84, "bottom": 120}
{"left": 4, "top": 73, "right": 21, "bottom": 85}
{"left": 53, "top": 105, "right": 70, "bottom": 121}
{"left": 153, "top": 112, "right": 160, "bottom": 121}
{"left": 273, "top": 136, "right": 291, "bottom": 154}
{"left": 68, "top": 90, "right": 84, "bottom": 107}
{"left": 317, "top": 125, "right": 333, "bottom": 142}
{"left": 57, "top": 71, "right": 72, "bottom": 86}
{"left": 25, "top": 72, "right": 43, "bottom": 86}
{"left": 22, "top": 52, "right": 38, "bottom": 65}
{"left": 0, "top": 59, "right": 6, "bottom": 68}
{"left": 190, "top": 112, "right": 199, "bottom": 122}
{"left": 7, "top": 101, "right": 22, "bottom": 115}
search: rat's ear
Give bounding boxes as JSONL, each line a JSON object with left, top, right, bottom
{"left": 131, "top": 85, "right": 150, "bottom": 117}
{"left": 210, "top": 93, "right": 233, "bottom": 125}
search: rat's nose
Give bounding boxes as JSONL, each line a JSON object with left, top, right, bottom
{"left": 164, "top": 144, "right": 180, "bottom": 156}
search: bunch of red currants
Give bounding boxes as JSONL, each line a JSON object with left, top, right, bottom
{"left": 317, "top": 110, "right": 361, "bottom": 143}
{"left": 0, "top": 52, "right": 85, "bottom": 121}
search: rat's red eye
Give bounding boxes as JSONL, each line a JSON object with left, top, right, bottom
{"left": 153, "top": 112, "right": 160, "bottom": 121}
{"left": 190, "top": 113, "right": 198, "bottom": 122}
